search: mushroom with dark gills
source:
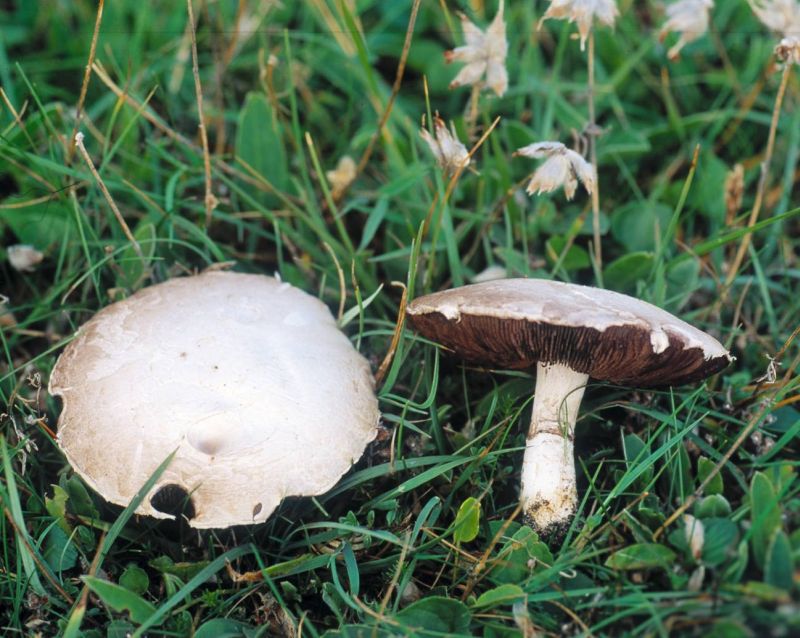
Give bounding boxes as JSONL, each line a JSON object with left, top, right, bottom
{"left": 49, "top": 271, "right": 379, "bottom": 529}
{"left": 405, "top": 279, "right": 732, "bottom": 534}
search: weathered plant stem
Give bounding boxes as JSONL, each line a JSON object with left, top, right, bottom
{"left": 587, "top": 31, "right": 603, "bottom": 279}
{"left": 722, "top": 62, "right": 791, "bottom": 302}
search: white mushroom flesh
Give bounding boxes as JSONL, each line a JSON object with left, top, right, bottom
{"left": 520, "top": 362, "right": 588, "bottom": 532}
{"left": 49, "top": 272, "right": 379, "bottom": 529}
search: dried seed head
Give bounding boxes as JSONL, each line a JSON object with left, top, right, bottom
{"left": 750, "top": 0, "right": 800, "bottom": 37}
{"left": 755, "top": 353, "right": 781, "bottom": 384}
{"left": 775, "top": 35, "right": 800, "bottom": 63}
{"left": 724, "top": 163, "right": 745, "bottom": 224}
{"left": 659, "top": 0, "right": 714, "bottom": 60}
{"left": 420, "top": 116, "right": 471, "bottom": 175}
{"left": 7, "top": 245, "right": 44, "bottom": 273}
{"left": 539, "top": 0, "right": 619, "bottom": 51}
{"left": 326, "top": 155, "right": 357, "bottom": 199}
{"left": 445, "top": 0, "right": 508, "bottom": 96}
{"left": 514, "top": 141, "right": 595, "bottom": 199}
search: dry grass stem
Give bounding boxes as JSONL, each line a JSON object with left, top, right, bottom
{"left": 587, "top": 31, "right": 603, "bottom": 278}
{"left": 186, "top": 0, "right": 217, "bottom": 226}
{"left": 374, "top": 282, "right": 409, "bottom": 386}
{"left": 67, "top": 0, "right": 104, "bottom": 163}
{"left": 0, "top": 87, "right": 34, "bottom": 148}
{"left": 720, "top": 62, "right": 792, "bottom": 303}
{"left": 355, "top": 0, "right": 422, "bottom": 181}
{"left": 73, "top": 132, "right": 143, "bottom": 259}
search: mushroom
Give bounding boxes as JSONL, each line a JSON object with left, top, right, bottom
{"left": 49, "top": 271, "right": 379, "bottom": 529}
{"left": 406, "top": 279, "right": 731, "bottom": 534}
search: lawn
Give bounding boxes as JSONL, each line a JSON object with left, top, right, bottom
{"left": 1, "top": 0, "right": 799, "bottom": 636}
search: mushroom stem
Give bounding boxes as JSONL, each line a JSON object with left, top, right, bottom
{"left": 520, "top": 362, "right": 588, "bottom": 534}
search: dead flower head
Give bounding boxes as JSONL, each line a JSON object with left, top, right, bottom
{"left": 7, "top": 245, "right": 44, "bottom": 272}
{"left": 775, "top": 35, "right": 800, "bottom": 63}
{"left": 514, "top": 141, "right": 595, "bottom": 199}
{"left": 659, "top": 0, "right": 714, "bottom": 60}
{"left": 445, "top": 0, "right": 508, "bottom": 97}
{"left": 326, "top": 155, "right": 357, "bottom": 199}
{"left": 420, "top": 116, "right": 470, "bottom": 175}
{"left": 539, "top": 0, "right": 619, "bottom": 51}
{"left": 749, "top": 0, "right": 800, "bottom": 37}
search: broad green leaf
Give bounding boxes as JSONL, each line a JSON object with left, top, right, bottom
{"left": 750, "top": 471, "right": 782, "bottom": 569}
{"left": 43, "top": 525, "right": 78, "bottom": 572}
{"left": 394, "top": 597, "right": 471, "bottom": 635}
{"left": 697, "top": 456, "right": 724, "bottom": 495}
{"left": 546, "top": 235, "right": 590, "bottom": 272}
{"left": 491, "top": 526, "right": 553, "bottom": 585}
{"left": 473, "top": 584, "right": 525, "bottom": 608}
{"left": 149, "top": 556, "right": 210, "bottom": 581}
{"left": 696, "top": 494, "right": 732, "bottom": 519}
{"left": 791, "top": 528, "right": 800, "bottom": 553}
{"left": 453, "top": 497, "right": 481, "bottom": 544}
{"left": 610, "top": 201, "right": 672, "bottom": 252}
{"left": 707, "top": 619, "right": 756, "bottom": 638}
{"left": 82, "top": 576, "right": 158, "bottom": 625}
{"left": 686, "top": 149, "right": 728, "bottom": 224}
{"left": 119, "top": 565, "right": 149, "bottom": 596}
{"left": 321, "top": 626, "right": 395, "bottom": 638}
{"left": 605, "top": 543, "right": 676, "bottom": 570}
{"left": 0, "top": 199, "right": 71, "bottom": 247}
{"left": 702, "top": 518, "right": 739, "bottom": 567}
{"left": 45, "top": 484, "right": 71, "bottom": 533}
{"left": 64, "top": 474, "right": 99, "bottom": 519}
{"left": 107, "top": 620, "right": 136, "bottom": 638}
{"left": 604, "top": 252, "right": 654, "bottom": 292}
{"left": 666, "top": 259, "right": 700, "bottom": 308}
{"left": 765, "top": 530, "right": 794, "bottom": 591}
{"left": 235, "top": 91, "right": 289, "bottom": 206}
{"left": 194, "top": 619, "right": 255, "bottom": 638}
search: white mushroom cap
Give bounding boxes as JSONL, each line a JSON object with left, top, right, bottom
{"left": 49, "top": 272, "right": 379, "bottom": 529}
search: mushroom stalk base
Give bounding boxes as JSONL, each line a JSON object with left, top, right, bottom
{"left": 520, "top": 362, "right": 588, "bottom": 534}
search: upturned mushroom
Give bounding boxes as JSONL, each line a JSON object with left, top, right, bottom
{"left": 49, "top": 271, "right": 379, "bottom": 529}
{"left": 406, "top": 279, "right": 731, "bottom": 534}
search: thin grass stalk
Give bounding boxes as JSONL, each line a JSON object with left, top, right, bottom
{"left": 587, "top": 30, "right": 603, "bottom": 281}
{"left": 721, "top": 62, "right": 792, "bottom": 302}
{"left": 186, "top": 0, "right": 216, "bottom": 227}
{"left": 67, "top": 0, "right": 104, "bottom": 164}
{"left": 355, "top": 0, "right": 422, "bottom": 181}
{"left": 74, "top": 132, "right": 143, "bottom": 259}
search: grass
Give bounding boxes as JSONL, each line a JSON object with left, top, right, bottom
{"left": 1, "top": 0, "right": 799, "bottom": 635}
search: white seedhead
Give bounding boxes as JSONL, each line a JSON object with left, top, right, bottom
{"left": 445, "top": 0, "right": 508, "bottom": 97}
{"left": 514, "top": 142, "right": 595, "bottom": 200}
{"left": 659, "top": 0, "right": 714, "bottom": 60}
{"left": 539, "top": 0, "right": 619, "bottom": 50}
{"left": 420, "top": 116, "right": 471, "bottom": 175}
